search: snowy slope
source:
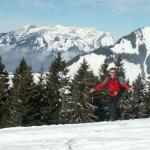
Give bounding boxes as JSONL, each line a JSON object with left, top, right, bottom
{"left": 0, "top": 25, "right": 114, "bottom": 72}
{"left": 1, "top": 118, "right": 150, "bottom": 150}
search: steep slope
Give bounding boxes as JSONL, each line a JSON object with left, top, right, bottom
{"left": 0, "top": 118, "right": 150, "bottom": 150}
{"left": 0, "top": 25, "right": 113, "bottom": 72}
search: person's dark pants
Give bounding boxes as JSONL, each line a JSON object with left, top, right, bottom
{"left": 109, "top": 96, "right": 118, "bottom": 121}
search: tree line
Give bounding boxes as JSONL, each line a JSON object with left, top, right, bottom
{"left": 0, "top": 53, "right": 150, "bottom": 128}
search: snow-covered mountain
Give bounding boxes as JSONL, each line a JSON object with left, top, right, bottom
{"left": 68, "top": 27, "right": 150, "bottom": 82}
{"left": 1, "top": 25, "right": 150, "bottom": 82}
{"left": 0, "top": 25, "right": 114, "bottom": 72}
{"left": 0, "top": 118, "right": 150, "bottom": 150}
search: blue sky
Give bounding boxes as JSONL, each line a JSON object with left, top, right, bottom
{"left": 0, "top": 0, "right": 150, "bottom": 40}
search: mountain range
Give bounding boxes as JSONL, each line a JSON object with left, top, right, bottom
{"left": 0, "top": 25, "right": 113, "bottom": 72}
{"left": 0, "top": 25, "right": 150, "bottom": 82}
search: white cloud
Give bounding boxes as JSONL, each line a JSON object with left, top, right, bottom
{"left": 107, "top": 0, "right": 150, "bottom": 12}
{"left": 68, "top": 0, "right": 104, "bottom": 6}
{"left": 21, "top": 0, "right": 54, "bottom": 7}
{"left": 2, "top": 0, "right": 55, "bottom": 7}
{"left": 68, "top": 0, "right": 150, "bottom": 12}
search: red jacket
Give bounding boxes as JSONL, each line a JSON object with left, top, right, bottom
{"left": 93, "top": 76, "right": 129, "bottom": 97}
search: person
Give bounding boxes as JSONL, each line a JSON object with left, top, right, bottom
{"left": 90, "top": 67, "right": 133, "bottom": 121}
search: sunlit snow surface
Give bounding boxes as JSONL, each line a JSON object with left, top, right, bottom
{"left": 0, "top": 118, "right": 150, "bottom": 150}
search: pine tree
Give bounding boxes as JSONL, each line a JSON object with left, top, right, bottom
{"left": 144, "top": 78, "right": 150, "bottom": 117}
{"left": 26, "top": 67, "right": 46, "bottom": 126}
{"left": 10, "top": 57, "right": 35, "bottom": 126}
{"left": 44, "top": 52, "right": 70, "bottom": 124}
{"left": 114, "top": 54, "right": 125, "bottom": 78}
{"left": 68, "top": 59, "right": 98, "bottom": 123}
{"left": 0, "top": 56, "right": 10, "bottom": 128}
{"left": 131, "top": 74, "right": 146, "bottom": 119}
{"left": 58, "top": 71, "right": 71, "bottom": 124}
{"left": 99, "top": 58, "right": 109, "bottom": 81}
{"left": 114, "top": 54, "right": 129, "bottom": 119}
{"left": 97, "top": 58, "right": 109, "bottom": 121}
{"left": 119, "top": 80, "right": 133, "bottom": 120}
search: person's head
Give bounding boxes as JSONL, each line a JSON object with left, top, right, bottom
{"left": 109, "top": 67, "right": 116, "bottom": 78}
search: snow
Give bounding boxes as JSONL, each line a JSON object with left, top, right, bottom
{"left": 111, "top": 39, "right": 138, "bottom": 54}
{"left": 8, "top": 74, "right": 13, "bottom": 87}
{"left": 110, "top": 27, "right": 150, "bottom": 80}
{"left": 8, "top": 73, "right": 45, "bottom": 87}
{"left": 123, "top": 60, "right": 141, "bottom": 83}
{"left": 33, "top": 73, "right": 40, "bottom": 83}
{"left": 141, "top": 27, "right": 150, "bottom": 79}
{"left": 0, "top": 25, "right": 114, "bottom": 72}
{"left": 67, "top": 53, "right": 106, "bottom": 78}
{"left": 42, "top": 25, "right": 114, "bottom": 52}
{"left": 2, "top": 26, "right": 150, "bottom": 81}
{"left": 34, "top": 37, "right": 47, "bottom": 49}
{"left": 100, "top": 33, "right": 114, "bottom": 47}
{"left": 67, "top": 53, "right": 140, "bottom": 82}
{"left": 1, "top": 118, "right": 150, "bottom": 150}
{"left": 1, "top": 25, "right": 114, "bottom": 52}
